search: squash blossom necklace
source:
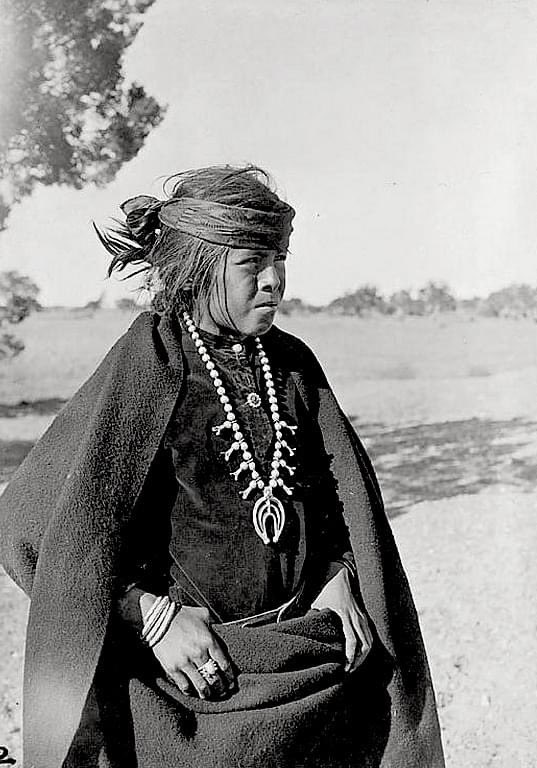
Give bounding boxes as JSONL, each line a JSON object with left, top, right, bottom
{"left": 183, "top": 311, "right": 297, "bottom": 545}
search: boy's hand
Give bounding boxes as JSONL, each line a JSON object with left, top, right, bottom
{"left": 311, "top": 567, "right": 373, "bottom": 672}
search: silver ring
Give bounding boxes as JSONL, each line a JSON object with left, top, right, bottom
{"left": 197, "top": 658, "right": 220, "bottom": 683}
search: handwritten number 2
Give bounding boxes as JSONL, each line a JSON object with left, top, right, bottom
{"left": 0, "top": 746, "right": 16, "bottom": 765}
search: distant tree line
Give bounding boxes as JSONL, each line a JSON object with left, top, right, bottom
{"left": 279, "top": 281, "right": 537, "bottom": 319}
{"left": 112, "top": 281, "right": 537, "bottom": 319}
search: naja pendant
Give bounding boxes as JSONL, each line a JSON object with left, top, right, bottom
{"left": 252, "top": 489, "right": 286, "bottom": 545}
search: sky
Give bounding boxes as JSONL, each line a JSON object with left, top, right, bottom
{"left": 1, "top": 0, "right": 537, "bottom": 306}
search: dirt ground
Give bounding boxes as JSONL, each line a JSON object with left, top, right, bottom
{"left": 2, "top": 486, "right": 535, "bottom": 766}
{"left": 396, "top": 488, "right": 537, "bottom": 766}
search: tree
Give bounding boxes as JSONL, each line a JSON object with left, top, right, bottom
{"left": 388, "top": 289, "right": 426, "bottom": 316}
{"left": 0, "top": 271, "right": 40, "bottom": 358}
{"left": 417, "top": 281, "right": 456, "bottom": 314}
{"left": 482, "top": 284, "right": 537, "bottom": 318}
{"left": 116, "top": 296, "right": 140, "bottom": 311}
{"left": 69, "top": 292, "right": 104, "bottom": 318}
{"left": 83, "top": 293, "right": 104, "bottom": 312}
{"left": 327, "top": 285, "right": 388, "bottom": 316}
{"left": 278, "top": 297, "right": 320, "bottom": 315}
{"left": 0, "top": 0, "right": 165, "bottom": 231}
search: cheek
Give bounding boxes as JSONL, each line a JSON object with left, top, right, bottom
{"left": 226, "top": 273, "right": 258, "bottom": 312}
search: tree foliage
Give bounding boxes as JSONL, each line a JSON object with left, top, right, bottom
{"left": 417, "top": 281, "right": 457, "bottom": 314}
{"left": 279, "top": 297, "right": 321, "bottom": 315}
{"left": 327, "top": 285, "right": 389, "bottom": 316}
{"left": 0, "top": 0, "right": 165, "bottom": 231}
{"left": 482, "top": 284, "right": 537, "bottom": 318}
{"left": 389, "top": 289, "right": 426, "bottom": 316}
{"left": 282, "top": 281, "right": 537, "bottom": 320}
{"left": 0, "top": 271, "right": 40, "bottom": 358}
{"left": 116, "top": 296, "right": 142, "bottom": 311}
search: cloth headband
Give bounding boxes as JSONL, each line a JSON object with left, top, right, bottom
{"left": 120, "top": 194, "right": 294, "bottom": 251}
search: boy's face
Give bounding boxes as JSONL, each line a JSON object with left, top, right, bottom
{"left": 196, "top": 247, "right": 287, "bottom": 337}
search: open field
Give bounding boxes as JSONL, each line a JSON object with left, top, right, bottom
{"left": 1, "top": 310, "right": 537, "bottom": 765}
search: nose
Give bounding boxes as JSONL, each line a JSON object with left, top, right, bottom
{"left": 258, "top": 265, "right": 281, "bottom": 292}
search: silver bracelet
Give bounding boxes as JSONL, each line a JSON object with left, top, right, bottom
{"left": 141, "top": 595, "right": 169, "bottom": 639}
{"left": 141, "top": 595, "right": 180, "bottom": 648}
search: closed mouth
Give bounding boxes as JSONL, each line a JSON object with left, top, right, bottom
{"left": 256, "top": 301, "right": 279, "bottom": 308}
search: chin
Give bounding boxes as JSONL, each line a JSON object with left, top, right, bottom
{"left": 236, "top": 308, "right": 279, "bottom": 337}
{"left": 241, "top": 321, "right": 273, "bottom": 338}
{"left": 252, "top": 315, "right": 276, "bottom": 336}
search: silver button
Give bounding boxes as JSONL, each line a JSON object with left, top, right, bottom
{"left": 231, "top": 343, "right": 243, "bottom": 354}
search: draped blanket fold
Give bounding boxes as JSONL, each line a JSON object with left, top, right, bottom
{"left": 92, "top": 610, "right": 393, "bottom": 768}
{"left": 0, "top": 311, "right": 445, "bottom": 768}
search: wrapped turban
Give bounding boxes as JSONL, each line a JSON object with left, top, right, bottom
{"left": 120, "top": 194, "right": 295, "bottom": 253}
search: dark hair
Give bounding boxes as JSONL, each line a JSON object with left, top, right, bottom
{"left": 94, "top": 165, "right": 290, "bottom": 316}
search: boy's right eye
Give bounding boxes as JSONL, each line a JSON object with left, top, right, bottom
{"left": 240, "top": 256, "right": 261, "bottom": 266}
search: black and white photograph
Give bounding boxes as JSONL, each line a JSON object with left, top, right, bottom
{"left": 1, "top": 2, "right": 536, "bottom": 766}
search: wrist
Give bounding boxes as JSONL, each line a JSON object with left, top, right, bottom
{"left": 117, "top": 588, "right": 169, "bottom": 632}
{"left": 141, "top": 593, "right": 182, "bottom": 648}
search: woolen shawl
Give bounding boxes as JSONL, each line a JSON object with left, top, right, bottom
{"left": 0, "top": 312, "right": 444, "bottom": 768}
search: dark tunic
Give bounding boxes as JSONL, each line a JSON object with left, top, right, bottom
{"left": 125, "top": 321, "right": 354, "bottom": 622}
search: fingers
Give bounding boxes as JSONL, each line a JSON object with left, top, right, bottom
{"left": 165, "top": 669, "right": 191, "bottom": 695}
{"left": 345, "top": 609, "right": 374, "bottom": 673}
{"left": 207, "top": 639, "right": 236, "bottom": 687}
{"left": 361, "top": 614, "right": 374, "bottom": 650}
{"left": 151, "top": 607, "right": 235, "bottom": 699}
{"left": 166, "top": 658, "right": 229, "bottom": 699}
{"left": 343, "top": 622, "right": 358, "bottom": 673}
{"left": 189, "top": 639, "right": 233, "bottom": 698}
{"left": 184, "top": 662, "right": 213, "bottom": 700}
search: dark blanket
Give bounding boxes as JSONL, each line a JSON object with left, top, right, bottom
{"left": 0, "top": 312, "right": 445, "bottom": 768}
{"left": 89, "top": 610, "right": 393, "bottom": 768}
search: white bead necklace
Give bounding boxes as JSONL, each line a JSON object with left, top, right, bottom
{"left": 183, "top": 311, "right": 297, "bottom": 545}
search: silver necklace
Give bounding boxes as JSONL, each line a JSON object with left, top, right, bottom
{"left": 183, "top": 311, "right": 297, "bottom": 545}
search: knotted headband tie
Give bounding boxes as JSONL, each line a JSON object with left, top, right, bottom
{"left": 120, "top": 194, "right": 294, "bottom": 251}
